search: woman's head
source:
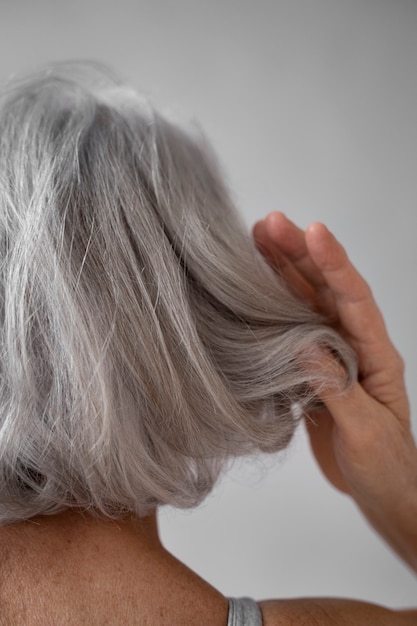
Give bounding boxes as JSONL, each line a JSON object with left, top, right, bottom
{"left": 0, "top": 63, "right": 356, "bottom": 523}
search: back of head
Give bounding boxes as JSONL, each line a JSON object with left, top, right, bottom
{"left": 0, "top": 62, "right": 356, "bottom": 524}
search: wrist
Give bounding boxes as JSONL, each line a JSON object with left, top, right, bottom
{"left": 366, "top": 480, "right": 417, "bottom": 574}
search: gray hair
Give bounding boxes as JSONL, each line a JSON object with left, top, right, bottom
{"left": 0, "top": 63, "right": 356, "bottom": 523}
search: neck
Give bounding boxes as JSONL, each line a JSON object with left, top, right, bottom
{"left": 0, "top": 508, "right": 163, "bottom": 569}
{"left": 0, "top": 508, "right": 228, "bottom": 625}
{"left": 26, "top": 508, "right": 160, "bottom": 540}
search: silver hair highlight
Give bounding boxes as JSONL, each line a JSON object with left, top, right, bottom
{"left": 0, "top": 63, "right": 357, "bottom": 523}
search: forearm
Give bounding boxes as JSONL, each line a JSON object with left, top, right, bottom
{"left": 260, "top": 598, "right": 417, "bottom": 625}
{"left": 367, "top": 483, "right": 417, "bottom": 574}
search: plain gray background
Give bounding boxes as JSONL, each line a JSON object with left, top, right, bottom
{"left": 1, "top": 0, "right": 416, "bottom": 608}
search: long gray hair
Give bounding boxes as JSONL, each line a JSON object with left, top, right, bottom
{"left": 0, "top": 63, "right": 356, "bottom": 523}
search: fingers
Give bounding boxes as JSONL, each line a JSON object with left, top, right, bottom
{"left": 255, "top": 213, "right": 401, "bottom": 382}
{"left": 255, "top": 212, "right": 326, "bottom": 289}
{"left": 253, "top": 218, "right": 316, "bottom": 303}
{"left": 305, "top": 222, "right": 408, "bottom": 411}
{"left": 263, "top": 212, "right": 327, "bottom": 291}
{"left": 253, "top": 213, "right": 335, "bottom": 316}
{"left": 304, "top": 223, "right": 400, "bottom": 381}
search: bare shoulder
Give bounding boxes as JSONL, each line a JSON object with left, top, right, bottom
{"left": 0, "top": 520, "right": 229, "bottom": 626}
{"left": 259, "top": 597, "right": 417, "bottom": 625}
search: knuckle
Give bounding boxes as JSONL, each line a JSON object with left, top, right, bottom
{"left": 393, "top": 350, "right": 405, "bottom": 375}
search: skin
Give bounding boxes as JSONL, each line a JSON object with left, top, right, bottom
{"left": 0, "top": 510, "right": 228, "bottom": 625}
{"left": 253, "top": 212, "right": 417, "bottom": 573}
{"left": 0, "top": 212, "right": 416, "bottom": 624}
{"left": 253, "top": 212, "right": 417, "bottom": 623}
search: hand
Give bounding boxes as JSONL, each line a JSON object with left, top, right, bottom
{"left": 253, "top": 212, "right": 417, "bottom": 571}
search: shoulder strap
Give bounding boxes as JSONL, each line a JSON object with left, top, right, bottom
{"left": 227, "top": 597, "right": 263, "bottom": 626}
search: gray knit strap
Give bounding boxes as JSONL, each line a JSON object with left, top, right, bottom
{"left": 227, "top": 597, "right": 263, "bottom": 626}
